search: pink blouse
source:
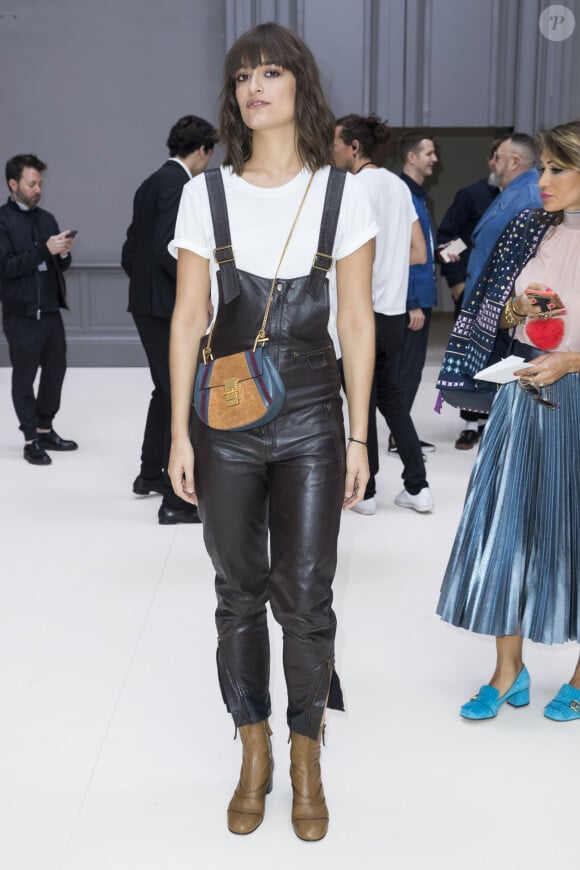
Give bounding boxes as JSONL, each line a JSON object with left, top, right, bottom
{"left": 514, "top": 217, "right": 580, "bottom": 352}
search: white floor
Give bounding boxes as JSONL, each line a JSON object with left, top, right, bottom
{"left": 1, "top": 365, "right": 578, "bottom": 870}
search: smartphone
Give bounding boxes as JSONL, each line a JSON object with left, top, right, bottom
{"left": 65, "top": 230, "right": 78, "bottom": 239}
{"left": 525, "top": 288, "right": 565, "bottom": 312}
{"left": 435, "top": 237, "right": 468, "bottom": 263}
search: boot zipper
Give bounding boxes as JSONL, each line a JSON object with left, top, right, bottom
{"left": 218, "top": 646, "right": 251, "bottom": 723}
{"left": 305, "top": 658, "right": 332, "bottom": 733}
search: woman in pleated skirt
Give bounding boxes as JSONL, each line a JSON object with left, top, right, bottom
{"left": 438, "top": 121, "right": 580, "bottom": 722}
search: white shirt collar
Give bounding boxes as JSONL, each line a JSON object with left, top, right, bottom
{"left": 168, "top": 157, "right": 192, "bottom": 180}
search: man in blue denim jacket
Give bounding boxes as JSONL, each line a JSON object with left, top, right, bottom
{"left": 398, "top": 131, "right": 438, "bottom": 453}
{"left": 463, "top": 134, "right": 541, "bottom": 306}
{"left": 450, "top": 133, "right": 541, "bottom": 448}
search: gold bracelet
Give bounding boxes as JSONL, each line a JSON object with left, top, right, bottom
{"left": 501, "top": 297, "right": 527, "bottom": 328}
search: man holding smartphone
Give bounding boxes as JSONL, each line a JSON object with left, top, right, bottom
{"left": 436, "top": 140, "right": 500, "bottom": 449}
{"left": 0, "top": 154, "right": 78, "bottom": 465}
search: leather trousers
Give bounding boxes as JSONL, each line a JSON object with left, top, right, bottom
{"left": 192, "top": 390, "right": 346, "bottom": 740}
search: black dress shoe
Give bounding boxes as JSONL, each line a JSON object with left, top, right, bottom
{"left": 133, "top": 474, "right": 165, "bottom": 496}
{"left": 455, "top": 429, "right": 480, "bottom": 450}
{"left": 158, "top": 503, "right": 201, "bottom": 525}
{"left": 37, "top": 429, "right": 78, "bottom": 451}
{"left": 24, "top": 441, "right": 52, "bottom": 465}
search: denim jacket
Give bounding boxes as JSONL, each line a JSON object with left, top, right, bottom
{"left": 463, "top": 168, "right": 542, "bottom": 305}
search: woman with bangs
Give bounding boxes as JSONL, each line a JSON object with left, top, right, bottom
{"left": 437, "top": 121, "right": 580, "bottom": 724}
{"left": 167, "top": 23, "right": 376, "bottom": 839}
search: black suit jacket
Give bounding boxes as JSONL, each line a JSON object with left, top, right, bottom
{"left": 121, "top": 160, "right": 190, "bottom": 320}
{"left": 436, "top": 178, "right": 498, "bottom": 288}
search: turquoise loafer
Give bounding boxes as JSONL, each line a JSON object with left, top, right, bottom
{"left": 460, "top": 666, "right": 530, "bottom": 720}
{"left": 544, "top": 684, "right": 580, "bottom": 721}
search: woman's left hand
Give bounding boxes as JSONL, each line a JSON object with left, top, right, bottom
{"left": 343, "top": 442, "right": 370, "bottom": 510}
{"left": 514, "top": 351, "right": 578, "bottom": 386}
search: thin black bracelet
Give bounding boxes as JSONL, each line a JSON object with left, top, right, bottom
{"left": 348, "top": 436, "right": 368, "bottom": 447}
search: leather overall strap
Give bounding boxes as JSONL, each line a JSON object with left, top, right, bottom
{"left": 205, "top": 168, "right": 241, "bottom": 304}
{"left": 204, "top": 167, "right": 347, "bottom": 304}
{"left": 307, "top": 168, "right": 347, "bottom": 300}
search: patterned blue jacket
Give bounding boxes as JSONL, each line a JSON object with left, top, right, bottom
{"left": 437, "top": 208, "right": 552, "bottom": 390}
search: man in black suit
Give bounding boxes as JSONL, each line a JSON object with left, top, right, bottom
{"left": 122, "top": 115, "right": 217, "bottom": 524}
{"left": 436, "top": 140, "right": 500, "bottom": 449}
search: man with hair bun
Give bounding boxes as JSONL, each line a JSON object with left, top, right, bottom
{"left": 122, "top": 115, "right": 218, "bottom": 524}
{"left": 334, "top": 114, "right": 434, "bottom": 513}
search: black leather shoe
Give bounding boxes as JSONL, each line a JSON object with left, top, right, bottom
{"left": 455, "top": 429, "right": 480, "bottom": 450}
{"left": 37, "top": 429, "right": 78, "bottom": 451}
{"left": 24, "top": 441, "right": 52, "bottom": 465}
{"left": 133, "top": 474, "right": 165, "bottom": 496}
{"left": 158, "top": 503, "right": 201, "bottom": 525}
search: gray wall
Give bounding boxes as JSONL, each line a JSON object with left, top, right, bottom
{"left": 227, "top": 0, "right": 580, "bottom": 127}
{"left": 1, "top": 0, "right": 579, "bottom": 363}
{"left": 0, "top": 0, "right": 226, "bottom": 364}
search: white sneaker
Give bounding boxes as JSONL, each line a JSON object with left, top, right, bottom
{"left": 352, "top": 497, "right": 376, "bottom": 516}
{"left": 394, "top": 488, "right": 434, "bottom": 513}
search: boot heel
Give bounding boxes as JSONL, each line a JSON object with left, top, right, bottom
{"left": 507, "top": 688, "right": 529, "bottom": 708}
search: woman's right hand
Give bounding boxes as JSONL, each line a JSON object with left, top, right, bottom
{"left": 516, "top": 282, "right": 566, "bottom": 319}
{"left": 168, "top": 438, "right": 197, "bottom": 505}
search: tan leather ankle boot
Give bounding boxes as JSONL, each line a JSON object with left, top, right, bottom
{"left": 227, "top": 720, "right": 273, "bottom": 834}
{"left": 290, "top": 729, "right": 329, "bottom": 841}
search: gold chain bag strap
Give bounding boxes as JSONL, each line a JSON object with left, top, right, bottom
{"left": 194, "top": 172, "right": 314, "bottom": 431}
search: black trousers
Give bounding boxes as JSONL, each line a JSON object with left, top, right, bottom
{"left": 339, "top": 314, "right": 427, "bottom": 498}
{"left": 373, "top": 313, "right": 427, "bottom": 495}
{"left": 132, "top": 313, "right": 183, "bottom": 509}
{"left": 400, "top": 307, "right": 432, "bottom": 413}
{"left": 2, "top": 312, "right": 66, "bottom": 441}
{"left": 191, "top": 398, "right": 346, "bottom": 740}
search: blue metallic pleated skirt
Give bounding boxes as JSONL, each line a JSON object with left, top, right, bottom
{"left": 437, "top": 373, "right": 580, "bottom": 644}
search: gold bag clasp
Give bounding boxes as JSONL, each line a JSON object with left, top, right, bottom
{"left": 224, "top": 378, "right": 240, "bottom": 406}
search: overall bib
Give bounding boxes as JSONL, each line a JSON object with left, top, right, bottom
{"left": 191, "top": 168, "right": 347, "bottom": 739}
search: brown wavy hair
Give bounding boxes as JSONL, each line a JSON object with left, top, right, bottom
{"left": 537, "top": 120, "right": 580, "bottom": 225}
{"left": 219, "top": 22, "right": 335, "bottom": 175}
{"left": 336, "top": 113, "right": 391, "bottom": 165}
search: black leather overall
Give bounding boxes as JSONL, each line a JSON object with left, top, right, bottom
{"left": 191, "top": 169, "right": 347, "bottom": 739}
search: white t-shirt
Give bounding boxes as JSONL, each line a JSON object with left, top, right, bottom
{"left": 353, "top": 168, "right": 418, "bottom": 316}
{"left": 170, "top": 165, "right": 378, "bottom": 351}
